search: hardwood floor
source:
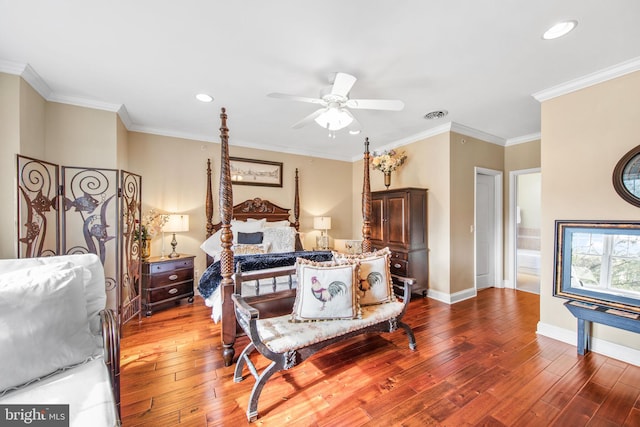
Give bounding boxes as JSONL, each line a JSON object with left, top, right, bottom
{"left": 120, "top": 289, "right": 640, "bottom": 426}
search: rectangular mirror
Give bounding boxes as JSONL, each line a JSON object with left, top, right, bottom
{"left": 554, "top": 220, "right": 640, "bottom": 314}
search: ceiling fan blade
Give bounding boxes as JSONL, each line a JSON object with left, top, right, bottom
{"left": 331, "top": 73, "right": 357, "bottom": 97}
{"left": 346, "top": 99, "right": 405, "bottom": 111}
{"left": 291, "top": 108, "right": 326, "bottom": 129}
{"left": 268, "top": 93, "right": 324, "bottom": 105}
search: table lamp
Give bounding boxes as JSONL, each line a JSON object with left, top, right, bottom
{"left": 313, "top": 216, "right": 331, "bottom": 250}
{"left": 164, "top": 214, "right": 189, "bottom": 258}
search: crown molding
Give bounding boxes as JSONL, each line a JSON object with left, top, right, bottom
{"left": 47, "top": 93, "right": 123, "bottom": 113}
{"left": 505, "top": 132, "right": 541, "bottom": 146}
{"left": 533, "top": 56, "right": 640, "bottom": 102}
{"left": 0, "top": 60, "right": 53, "bottom": 99}
{"left": 349, "top": 121, "right": 510, "bottom": 161}
{"left": 129, "top": 124, "right": 349, "bottom": 161}
{"left": 1, "top": 60, "right": 129, "bottom": 124}
{"left": 450, "top": 122, "right": 505, "bottom": 146}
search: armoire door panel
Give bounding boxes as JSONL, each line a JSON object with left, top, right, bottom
{"left": 371, "top": 198, "right": 385, "bottom": 242}
{"left": 387, "top": 195, "right": 407, "bottom": 246}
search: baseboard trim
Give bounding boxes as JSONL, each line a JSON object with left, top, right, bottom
{"left": 427, "top": 287, "right": 477, "bottom": 304}
{"left": 537, "top": 321, "right": 640, "bottom": 367}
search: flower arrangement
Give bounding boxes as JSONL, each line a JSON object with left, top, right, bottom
{"left": 135, "top": 209, "right": 168, "bottom": 241}
{"left": 370, "top": 149, "right": 407, "bottom": 173}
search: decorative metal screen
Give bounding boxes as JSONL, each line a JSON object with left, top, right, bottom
{"left": 17, "top": 156, "right": 60, "bottom": 258}
{"left": 61, "top": 166, "right": 120, "bottom": 313}
{"left": 120, "top": 170, "right": 142, "bottom": 324}
{"left": 16, "top": 155, "right": 142, "bottom": 325}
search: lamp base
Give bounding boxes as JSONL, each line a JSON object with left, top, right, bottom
{"left": 316, "top": 234, "right": 329, "bottom": 250}
{"left": 169, "top": 232, "right": 179, "bottom": 258}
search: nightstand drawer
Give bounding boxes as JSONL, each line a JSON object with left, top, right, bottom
{"left": 146, "top": 257, "right": 194, "bottom": 274}
{"left": 390, "top": 258, "right": 408, "bottom": 276}
{"left": 147, "top": 281, "right": 193, "bottom": 304}
{"left": 145, "top": 268, "right": 193, "bottom": 288}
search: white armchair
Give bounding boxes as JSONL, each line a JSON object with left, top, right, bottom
{"left": 0, "top": 254, "right": 120, "bottom": 426}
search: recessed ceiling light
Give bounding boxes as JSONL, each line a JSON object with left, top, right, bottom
{"left": 195, "top": 93, "right": 213, "bottom": 103}
{"left": 349, "top": 129, "right": 361, "bottom": 135}
{"left": 424, "top": 110, "right": 448, "bottom": 120}
{"left": 542, "top": 20, "right": 577, "bottom": 40}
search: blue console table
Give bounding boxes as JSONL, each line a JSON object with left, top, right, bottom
{"left": 564, "top": 300, "right": 640, "bottom": 355}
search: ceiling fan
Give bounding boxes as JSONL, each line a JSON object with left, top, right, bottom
{"left": 268, "top": 72, "right": 404, "bottom": 136}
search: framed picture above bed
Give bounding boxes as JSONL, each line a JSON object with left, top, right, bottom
{"left": 230, "top": 157, "right": 283, "bottom": 187}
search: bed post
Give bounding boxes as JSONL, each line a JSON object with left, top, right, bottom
{"left": 205, "top": 159, "right": 214, "bottom": 238}
{"left": 205, "top": 159, "right": 214, "bottom": 266}
{"left": 362, "top": 138, "right": 372, "bottom": 252}
{"left": 218, "top": 108, "right": 236, "bottom": 366}
{"left": 294, "top": 168, "right": 300, "bottom": 231}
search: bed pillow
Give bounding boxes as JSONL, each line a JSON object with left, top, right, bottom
{"left": 263, "top": 226, "right": 296, "bottom": 253}
{"left": 263, "top": 220, "right": 291, "bottom": 228}
{"left": 0, "top": 265, "right": 99, "bottom": 394}
{"left": 238, "top": 231, "right": 263, "bottom": 244}
{"left": 233, "top": 243, "right": 270, "bottom": 255}
{"left": 200, "top": 221, "right": 268, "bottom": 257}
{"left": 291, "top": 258, "right": 361, "bottom": 322}
{"left": 232, "top": 219, "right": 266, "bottom": 232}
{"left": 333, "top": 247, "right": 396, "bottom": 305}
{"left": 200, "top": 229, "right": 223, "bottom": 257}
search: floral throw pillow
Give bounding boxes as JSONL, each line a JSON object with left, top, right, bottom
{"left": 233, "top": 243, "right": 270, "bottom": 255}
{"left": 291, "top": 258, "right": 361, "bottom": 322}
{"left": 333, "top": 247, "right": 395, "bottom": 306}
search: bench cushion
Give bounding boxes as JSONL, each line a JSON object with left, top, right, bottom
{"left": 258, "top": 301, "right": 405, "bottom": 353}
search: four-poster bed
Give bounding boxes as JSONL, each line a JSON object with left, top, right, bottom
{"left": 199, "top": 108, "right": 393, "bottom": 367}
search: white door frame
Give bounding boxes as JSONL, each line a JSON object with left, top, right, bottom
{"left": 507, "top": 167, "right": 541, "bottom": 289}
{"left": 474, "top": 167, "right": 503, "bottom": 290}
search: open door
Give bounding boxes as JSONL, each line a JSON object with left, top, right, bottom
{"left": 475, "top": 168, "right": 503, "bottom": 290}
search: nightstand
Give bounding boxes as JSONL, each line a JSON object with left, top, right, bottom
{"left": 141, "top": 254, "right": 195, "bottom": 316}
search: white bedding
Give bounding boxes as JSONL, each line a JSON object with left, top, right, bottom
{"left": 205, "top": 274, "right": 295, "bottom": 323}
{"left": 200, "top": 220, "right": 301, "bottom": 323}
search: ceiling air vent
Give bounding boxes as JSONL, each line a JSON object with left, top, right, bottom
{"left": 424, "top": 110, "right": 448, "bottom": 120}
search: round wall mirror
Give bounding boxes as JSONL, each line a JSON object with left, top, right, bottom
{"left": 613, "top": 144, "right": 640, "bottom": 207}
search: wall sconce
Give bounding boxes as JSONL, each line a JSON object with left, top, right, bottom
{"left": 163, "top": 214, "right": 189, "bottom": 258}
{"left": 313, "top": 216, "right": 332, "bottom": 250}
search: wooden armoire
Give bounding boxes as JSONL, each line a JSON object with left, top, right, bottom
{"left": 370, "top": 187, "right": 428, "bottom": 295}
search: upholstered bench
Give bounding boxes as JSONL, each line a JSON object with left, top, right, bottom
{"left": 232, "top": 257, "right": 416, "bottom": 422}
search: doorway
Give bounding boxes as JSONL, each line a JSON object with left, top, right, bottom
{"left": 510, "top": 169, "right": 541, "bottom": 294}
{"left": 475, "top": 168, "right": 503, "bottom": 290}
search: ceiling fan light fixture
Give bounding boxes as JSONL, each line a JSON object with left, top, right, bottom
{"left": 314, "top": 107, "right": 353, "bottom": 131}
{"left": 542, "top": 20, "right": 577, "bottom": 40}
{"left": 195, "top": 93, "right": 213, "bottom": 103}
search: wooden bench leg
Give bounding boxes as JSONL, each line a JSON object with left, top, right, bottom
{"left": 234, "top": 342, "right": 256, "bottom": 383}
{"left": 247, "top": 361, "right": 281, "bottom": 422}
{"left": 399, "top": 321, "right": 417, "bottom": 350}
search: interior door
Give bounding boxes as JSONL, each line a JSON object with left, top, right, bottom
{"left": 476, "top": 173, "right": 496, "bottom": 289}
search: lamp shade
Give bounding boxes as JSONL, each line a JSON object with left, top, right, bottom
{"left": 313, "top": 216, "right": 331, "bottom": 230}
{"left": 163, "top": 214, "right": 189, "bottom": 233}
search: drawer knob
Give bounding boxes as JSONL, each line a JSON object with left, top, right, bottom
{"left": 168, "top": 288, "right": 179, "bottom": 295}
{"left": 394, "top": 263, "right": 402, "bottom": 269}
{"left": 169, "top": 274, "right": 178, "bottom": 281}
